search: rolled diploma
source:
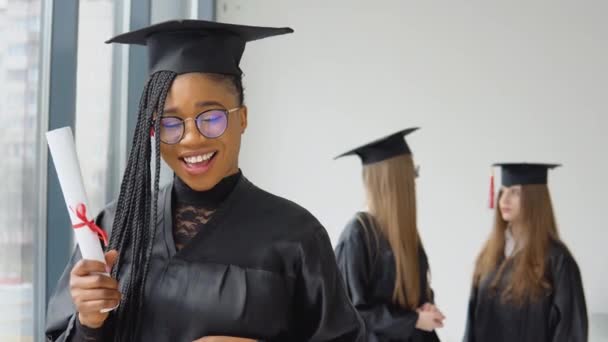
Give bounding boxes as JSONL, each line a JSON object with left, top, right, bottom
{"left": 46, "top": 127, "right": 106, "bottom": 264}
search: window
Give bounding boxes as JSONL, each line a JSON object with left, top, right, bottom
{"left": 7, "top": 69, "right": 27, "bottom": 81}
{"left": 0, "top": 0, "right": 41, "bottom": 340}
{"left": 8, "top": 45, "right": 26, "bottom": 57}
{"left": 75, "top": 0, "right": 115, "bottom": 215}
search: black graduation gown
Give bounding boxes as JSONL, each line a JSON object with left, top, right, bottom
{"left": 46, "top": 176, "right": 365, "bottom": 341}
{"left": 463, "top": 241, "right": 588, "bottom": 342}
{"left": 335, "top": 213, "right": 440, "bottom": 342}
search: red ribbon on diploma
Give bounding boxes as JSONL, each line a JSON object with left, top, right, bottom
{"left": 70, "top": 203, "right": 108, "bottom": 247}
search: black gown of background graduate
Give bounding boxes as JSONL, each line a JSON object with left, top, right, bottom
{"left": 335, "top": 213, "right": 440, "bottom": 342}
{"left": 464, "top": 163, "right": 588, "bottom": 342}
{"left": 46, "top": 173, "right": 364, "bottom": 341}
{"left": 463, "top": 240, "right": 587, "bottom": 342}
{"left": 334, "top": 128, "right": 440, "bottom": 342}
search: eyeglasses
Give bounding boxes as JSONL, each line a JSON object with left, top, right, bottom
{"left": 155, "top": 107, "right": 241, "bottom": 144}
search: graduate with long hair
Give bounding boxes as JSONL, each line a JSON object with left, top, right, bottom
{"left": 335, "top": 128, "right": 443, "bottom": 342}
{"left": 464, "top": 163, "right": 587, "bottom": 342}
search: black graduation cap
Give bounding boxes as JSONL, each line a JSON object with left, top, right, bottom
{"left": 335, "top": 128, "right": 419, "bottom": 165}
{"left": 494, "top": 163, "right": 561, "bottom": 186}
{"left": 106, "top": 20, "right": 294, "bottom": 76}
{"left": 488, "top": 163, "right": 561, "bottom": 209}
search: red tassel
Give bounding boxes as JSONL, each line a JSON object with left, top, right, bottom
{"left": 489, "top": 169, "right": 495, "bottom": 209}
{"left": 150, "top": 127, "right": 155, "bottom": 137}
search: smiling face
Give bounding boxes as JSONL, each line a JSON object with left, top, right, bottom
{"left": 159, "top": 72, "right": 247, "bottom": 191}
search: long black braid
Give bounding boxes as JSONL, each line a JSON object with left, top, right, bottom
{"left": 108, "top": 70, "right": 175, "bottom": 341}
{"left": 106, "top": 71, "right": 244, "bottom": 341}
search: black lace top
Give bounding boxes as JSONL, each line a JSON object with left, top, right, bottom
{"left": 172, "top": 171, "right": 241, "bottom": 250}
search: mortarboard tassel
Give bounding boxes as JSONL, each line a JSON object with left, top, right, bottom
{"left": 489, "top": 169, "right": 495, "bottom": 209}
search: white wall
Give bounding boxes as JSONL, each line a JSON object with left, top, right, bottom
{"left": 217, "top": 1, "right": 608, "bottom": 341}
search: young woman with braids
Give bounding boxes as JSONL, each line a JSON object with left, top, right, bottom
{"left": 45, "top": 20, "right": 364, "bottom": 342}
{"left": 334, "top": 128, "right": 444, "bottom": 342}
{"left": 464, "top": 163, "right": 587, "bottom": 342}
